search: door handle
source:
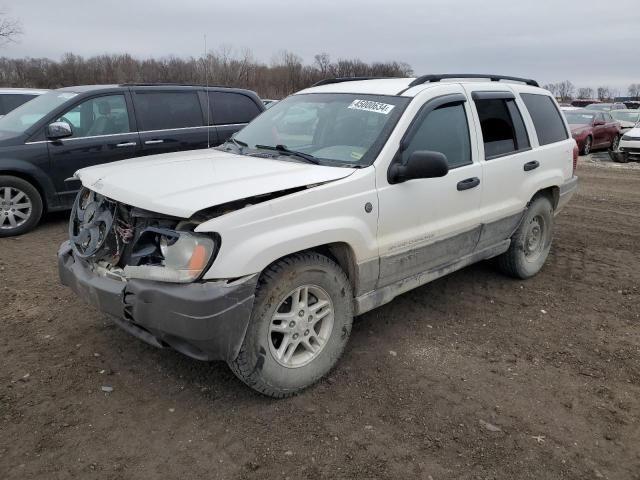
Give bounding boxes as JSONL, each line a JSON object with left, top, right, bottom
{"left": 457, "top": 177, "right": 480, "bottom": 191}
{"left": 144, "top": 139, "right": 164, "bottom": 145}
{"left": 523, "top": 160, "right": 540, "bottom": 171}
{"left": 116, "top": 142, "right": 137, "bottom": 148}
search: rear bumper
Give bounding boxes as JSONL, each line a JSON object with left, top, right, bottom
{"left": 557, "top": 175, "right": 578, "bottom": 213}
{"left": 58, "top": 241, "right": 257, "bottom": 362}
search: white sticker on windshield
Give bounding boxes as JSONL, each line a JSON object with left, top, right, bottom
{"left": 57, "top": 93, "right": 78, "bottom": 100}
{"left": 348, "top": 99, "right": 395, "bottom": 115}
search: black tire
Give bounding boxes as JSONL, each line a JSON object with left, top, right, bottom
{"left": 610, "top": 135, "right": 621, "bottom": 152}
{"left": 0, "top": 175, "right": 43, "bottom": 237}
{"left": 229, "top": 252, "right": 353, "bottom": 398}
{"left": 581, "top": 136, "right": 592, "bottom": 156}
{"left": 496, "top": 195, "right": 554, "bottom": 279}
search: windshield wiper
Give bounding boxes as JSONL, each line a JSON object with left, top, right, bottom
{"left": 254, "top": 144, "right": 320, "bottom": 165}
{"left": 223, "top": 137, "right": 248, "bottom": 153}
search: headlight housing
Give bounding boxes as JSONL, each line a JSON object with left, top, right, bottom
{"left": 123, "top": 232, "right": 217, "bottom": 283}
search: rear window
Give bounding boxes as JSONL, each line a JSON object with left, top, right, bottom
{"left": 134, "top": 91, "right": 203, "bottom": 131}
{"left": 210, "top": 92, "right": 261, "bottom": 125}
{"left": 521, "top": 93, "right": 569, "bottom": 146}
{"left": 0, "top": 94, "right": 36, "bottom": 115}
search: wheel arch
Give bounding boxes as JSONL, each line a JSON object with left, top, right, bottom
{"left": 0, "top": 169, "right": 49, "bottom": 211}
{"left": 530, "top": 185, "right": 559, "bottom": 210}
{"left": 260, "top": 242, "right": 366, "bottom": 298}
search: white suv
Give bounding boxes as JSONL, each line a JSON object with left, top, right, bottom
{"left": 58, "top": 74, "right": 578, "bottom": 397}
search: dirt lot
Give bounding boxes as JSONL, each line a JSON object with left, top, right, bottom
{"left": 1, "top": 157, "right": 639, "bottom": 480}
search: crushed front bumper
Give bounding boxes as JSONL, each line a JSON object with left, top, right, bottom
{"left": 58, "top": 241, "right": 257, "bottom": 362}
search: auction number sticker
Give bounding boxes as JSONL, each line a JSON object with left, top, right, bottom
{"left": 348, "top": 99, "right": 395, "bottom": 114}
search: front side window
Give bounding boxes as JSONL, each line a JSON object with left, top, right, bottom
{"left": 134, "top": 91, "right": 203, "bottom": 131}
{"left": 56, "top": 95, "right": 131, "bottom": 138}
{"left": 234, "top": 93, "right": 410, "bottom": 166}
{"left": 521, "top": 93, "right": 569, "bottom": 145}
{"left": 475, "top": 98, "right": 530, "bottom": 159}
{"left": 402, "top": 103, "right": 472, "bottom": 168}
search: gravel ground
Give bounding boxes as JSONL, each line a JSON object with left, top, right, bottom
{"left": 1, "top": 156, "right": 639, "bottom": 480}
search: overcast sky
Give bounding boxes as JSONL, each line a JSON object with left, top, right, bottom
{"left": 3, "top": 0, "right": 639, "bottom": 92}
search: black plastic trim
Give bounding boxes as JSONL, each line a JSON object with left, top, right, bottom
{"left": 471, "top": 91, "right": 515, "bottom": 101}
{"left": 311, "top": 77, "right": 391, "bottom": 87}
{"left": 407, "top": 74, "right": 539, "bottom": 88}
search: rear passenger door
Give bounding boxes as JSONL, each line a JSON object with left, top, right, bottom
{"left": 208, "top": 91, "right": 263, "bottom": 143}
{"left": 132, "top": 89, "right": 211, "bottom": 156}
{"left": 465, "top": 88, "right": 536, "bottom": 230}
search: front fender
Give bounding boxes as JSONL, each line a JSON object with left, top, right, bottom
{"left": 196, "top": 168, "right": 379, "bottom": 280}
{"left": 0, "top": 156, "right": 58, "bottom": 210}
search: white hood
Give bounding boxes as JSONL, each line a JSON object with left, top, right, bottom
{"left": 76, "top": 149, "right": 355, "bottom": 218}
{"left": 623, "top": 127, "right": 640, "bottom": 137}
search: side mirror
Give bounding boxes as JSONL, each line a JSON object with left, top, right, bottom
{"left": 46, "top": 121, "right": 73, "bottom": 140}
{"left": 389, "top": 150, "right": 449, "bottom": 184}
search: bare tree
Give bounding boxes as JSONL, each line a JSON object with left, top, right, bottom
{"left": 313, "top": 53, "right": 331, "bottom": 75}
{"left": 556, "top": 80, "right": 575, "bottom": 102}
{"left": 577, "top": 87, "right": 594, "bottom": 99}
{"left": 628, "top": 84, "right": 640, "bottom": 100}
{"left": 597, "top": 86, "right": 611, "bottom": 101}
{"left": 0, "top": 11, "right": 22, "bottom": 45}
{"left": 543, "top": 83, "right": 559, "bottom": 98}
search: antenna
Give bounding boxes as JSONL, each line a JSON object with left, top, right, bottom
{"left": 204, "top": 34, "right": 211, "bottom": 149}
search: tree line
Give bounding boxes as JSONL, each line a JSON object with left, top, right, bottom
{"left": 0, "top": 50, "right": 413, "bottom": 99}
{"left": 542, "top": 80, "right": 640, "bottom": 102}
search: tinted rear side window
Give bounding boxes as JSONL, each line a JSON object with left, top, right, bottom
{"left": 475, "top": 98, "right": 530, "bottom": 159}
{"left": 210, "top": 92, "right": 261, "bottom": 125}
{"left": 134, "top": 91, "right": 203, "bottom": 130}
{"left": 0, "top": 94, "right": 36, "bottom": 115}
{"left": 521, "top": 93, "right": 568, "bottom": 146}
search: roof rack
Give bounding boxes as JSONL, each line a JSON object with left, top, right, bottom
{"left": 407, "top": 74, "right": 539, "bottom": 88}
{"left": 119, "top": 82, "right": 230, "bottom": 88}
{"left": 311, "top": 77, "right": 391, "bottom": 87}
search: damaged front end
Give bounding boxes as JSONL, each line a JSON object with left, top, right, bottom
{"left": 68, "top": 188, "right": 219, "bottom": 283}
{"left": 59, "top": 188, "right": 258, "bottom": 362}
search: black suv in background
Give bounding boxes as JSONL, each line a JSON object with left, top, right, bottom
{"left": 0, "top": 84, "right": 264, "bottom": 236}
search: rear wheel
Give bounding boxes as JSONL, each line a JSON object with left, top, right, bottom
{"left": 581, "top": 136, "right": 592, "bottom": 155}
{"left": 229, "top": 252, "right": 353, "bottom": 398}
{"left": 496, "top": 195, "right": 554, "bottom": 279}
{"left": 0, "top": 175, "right": 43, "bottom": 237}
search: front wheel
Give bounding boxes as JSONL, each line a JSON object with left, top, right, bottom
{"left": 581, "top": 136, "right": 592, "bottom": 155}
{"left": 0, "top": 175, "right": 43, "bottom": 237}
{"left": 496, "top": 195, "right": 554, "bottom": 279}
{"left": 610, "top": 135, "right": 621, "bottom": 152}
{"left": 229, "top": 252, "right": 353, "bottom": 398}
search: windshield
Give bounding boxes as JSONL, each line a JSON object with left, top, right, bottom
{"left": 611, "top": 110, "right": 640, "bottom": 123}
{"left": 585, "top": 104, "right": 610, "bottom": 111}
{"left": 233, "top": 93, "right": 410, "bottom": 166}
{"left": 0, "top": 90, "right": 78, "bottom": 133}
{"left": 564, "top": 111, "right": 595, "bottom": 124}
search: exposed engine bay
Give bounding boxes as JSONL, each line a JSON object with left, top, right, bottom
{"left": 68, "top": 186, "right": 307, "bottom": 282}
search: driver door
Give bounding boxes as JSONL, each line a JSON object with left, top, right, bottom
{"left": 375, "top": 90, "right": 484, "bottom": 288}
{"left": 46, "top": 93, "right": 140, "bottom": 208}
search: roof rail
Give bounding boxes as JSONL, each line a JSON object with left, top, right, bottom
{"left": 119, "top": 82, "right": 230, "bottom": 88}
{"left": 407, "top": 74, "right": 539, "bottom": 88}
{"left": 311, "top": 77, "right": 391, "bottom": 87}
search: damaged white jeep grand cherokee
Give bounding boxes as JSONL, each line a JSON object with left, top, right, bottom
{"left": 58, "top": 74, "right": 578, "bottom": 397}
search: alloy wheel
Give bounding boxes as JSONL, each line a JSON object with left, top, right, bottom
{"left": 0, "top": 186, "right": 32, "bottom": 230}
{"left": 268, "top": 284, "right": 334, "bottom": 368}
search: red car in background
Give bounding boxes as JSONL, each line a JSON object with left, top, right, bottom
{"left": 563, "top": 109, "right": 621, "bottom": 155}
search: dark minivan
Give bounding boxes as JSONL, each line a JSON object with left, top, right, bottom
{"left": 0, "top": 84, "right": 264, "bottom": 236}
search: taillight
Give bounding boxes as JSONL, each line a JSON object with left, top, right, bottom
{"left": 572, "top": 143, "right": 578, "bottom": 175}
